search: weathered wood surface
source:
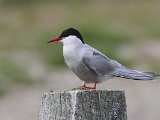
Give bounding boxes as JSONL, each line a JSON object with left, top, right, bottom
{"left": 39, "top": 90, "right": 127, "bottom": 120}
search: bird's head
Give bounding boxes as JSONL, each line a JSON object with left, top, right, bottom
{"left": 48, "top": 28, "right": 85, "bottom": 44}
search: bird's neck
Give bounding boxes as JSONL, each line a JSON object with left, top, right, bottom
{"left": 62, "top": 37, "right": 84, "bottom": 59}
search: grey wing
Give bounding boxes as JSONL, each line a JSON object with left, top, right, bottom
{"left": 82, "top": 51, "right": 117, "bottom": 76}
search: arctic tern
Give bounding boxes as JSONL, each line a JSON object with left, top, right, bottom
{"left": 48, "top": 28, "right": 159, "bottom": 89}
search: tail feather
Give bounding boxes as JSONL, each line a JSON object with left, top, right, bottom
{"left": 111, "top": 67, "right": 159, "bottom": 80}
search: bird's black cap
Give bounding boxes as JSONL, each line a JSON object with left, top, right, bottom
{"left": 59, "top": 28, "right": 85, "bottom": 44}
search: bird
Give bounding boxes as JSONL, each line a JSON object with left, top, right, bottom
{"left": 47, "top": 28, "right": 159, "bottom": 89}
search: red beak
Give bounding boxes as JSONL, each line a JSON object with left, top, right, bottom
{"left": 47, "top": 37, "right": 62, "bottom": 43}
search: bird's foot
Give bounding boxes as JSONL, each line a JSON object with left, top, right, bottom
{"left": 72, "top": 82, "right": 97, "bottom": 90}
{"left": 72, "top": 86, "right": 90, "bottom": 90}
{"left": 80, "top": 86, "right": 96, "bottom": 90}
{"left": 80, "top": 82, "right": 97, "bottom": 90}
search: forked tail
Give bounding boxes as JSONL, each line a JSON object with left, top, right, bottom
{"left": 110, "top": 67, "right": 159, "bottom": 80}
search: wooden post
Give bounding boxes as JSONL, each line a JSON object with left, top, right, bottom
{"left": 39, "top": 90, "right": 127, "bottom": 120}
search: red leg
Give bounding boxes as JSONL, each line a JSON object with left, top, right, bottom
{"left": 80, "top": 83, "right": 86, "bottom": 90}
{"left": 82, "top": 83, "right": 86, "bottom": 87}
{"left": 93, "top": 82, "right": 97, "bottom": 89}
{"left": 80, "top": 82, "right": 97, "bottom": 90}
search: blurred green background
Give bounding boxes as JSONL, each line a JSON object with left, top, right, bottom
{"left": 0, "top": 1, "right": 160, "bottom": 120}
{"left": 1, "top": 0, "right": 160, "bottom": 94}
